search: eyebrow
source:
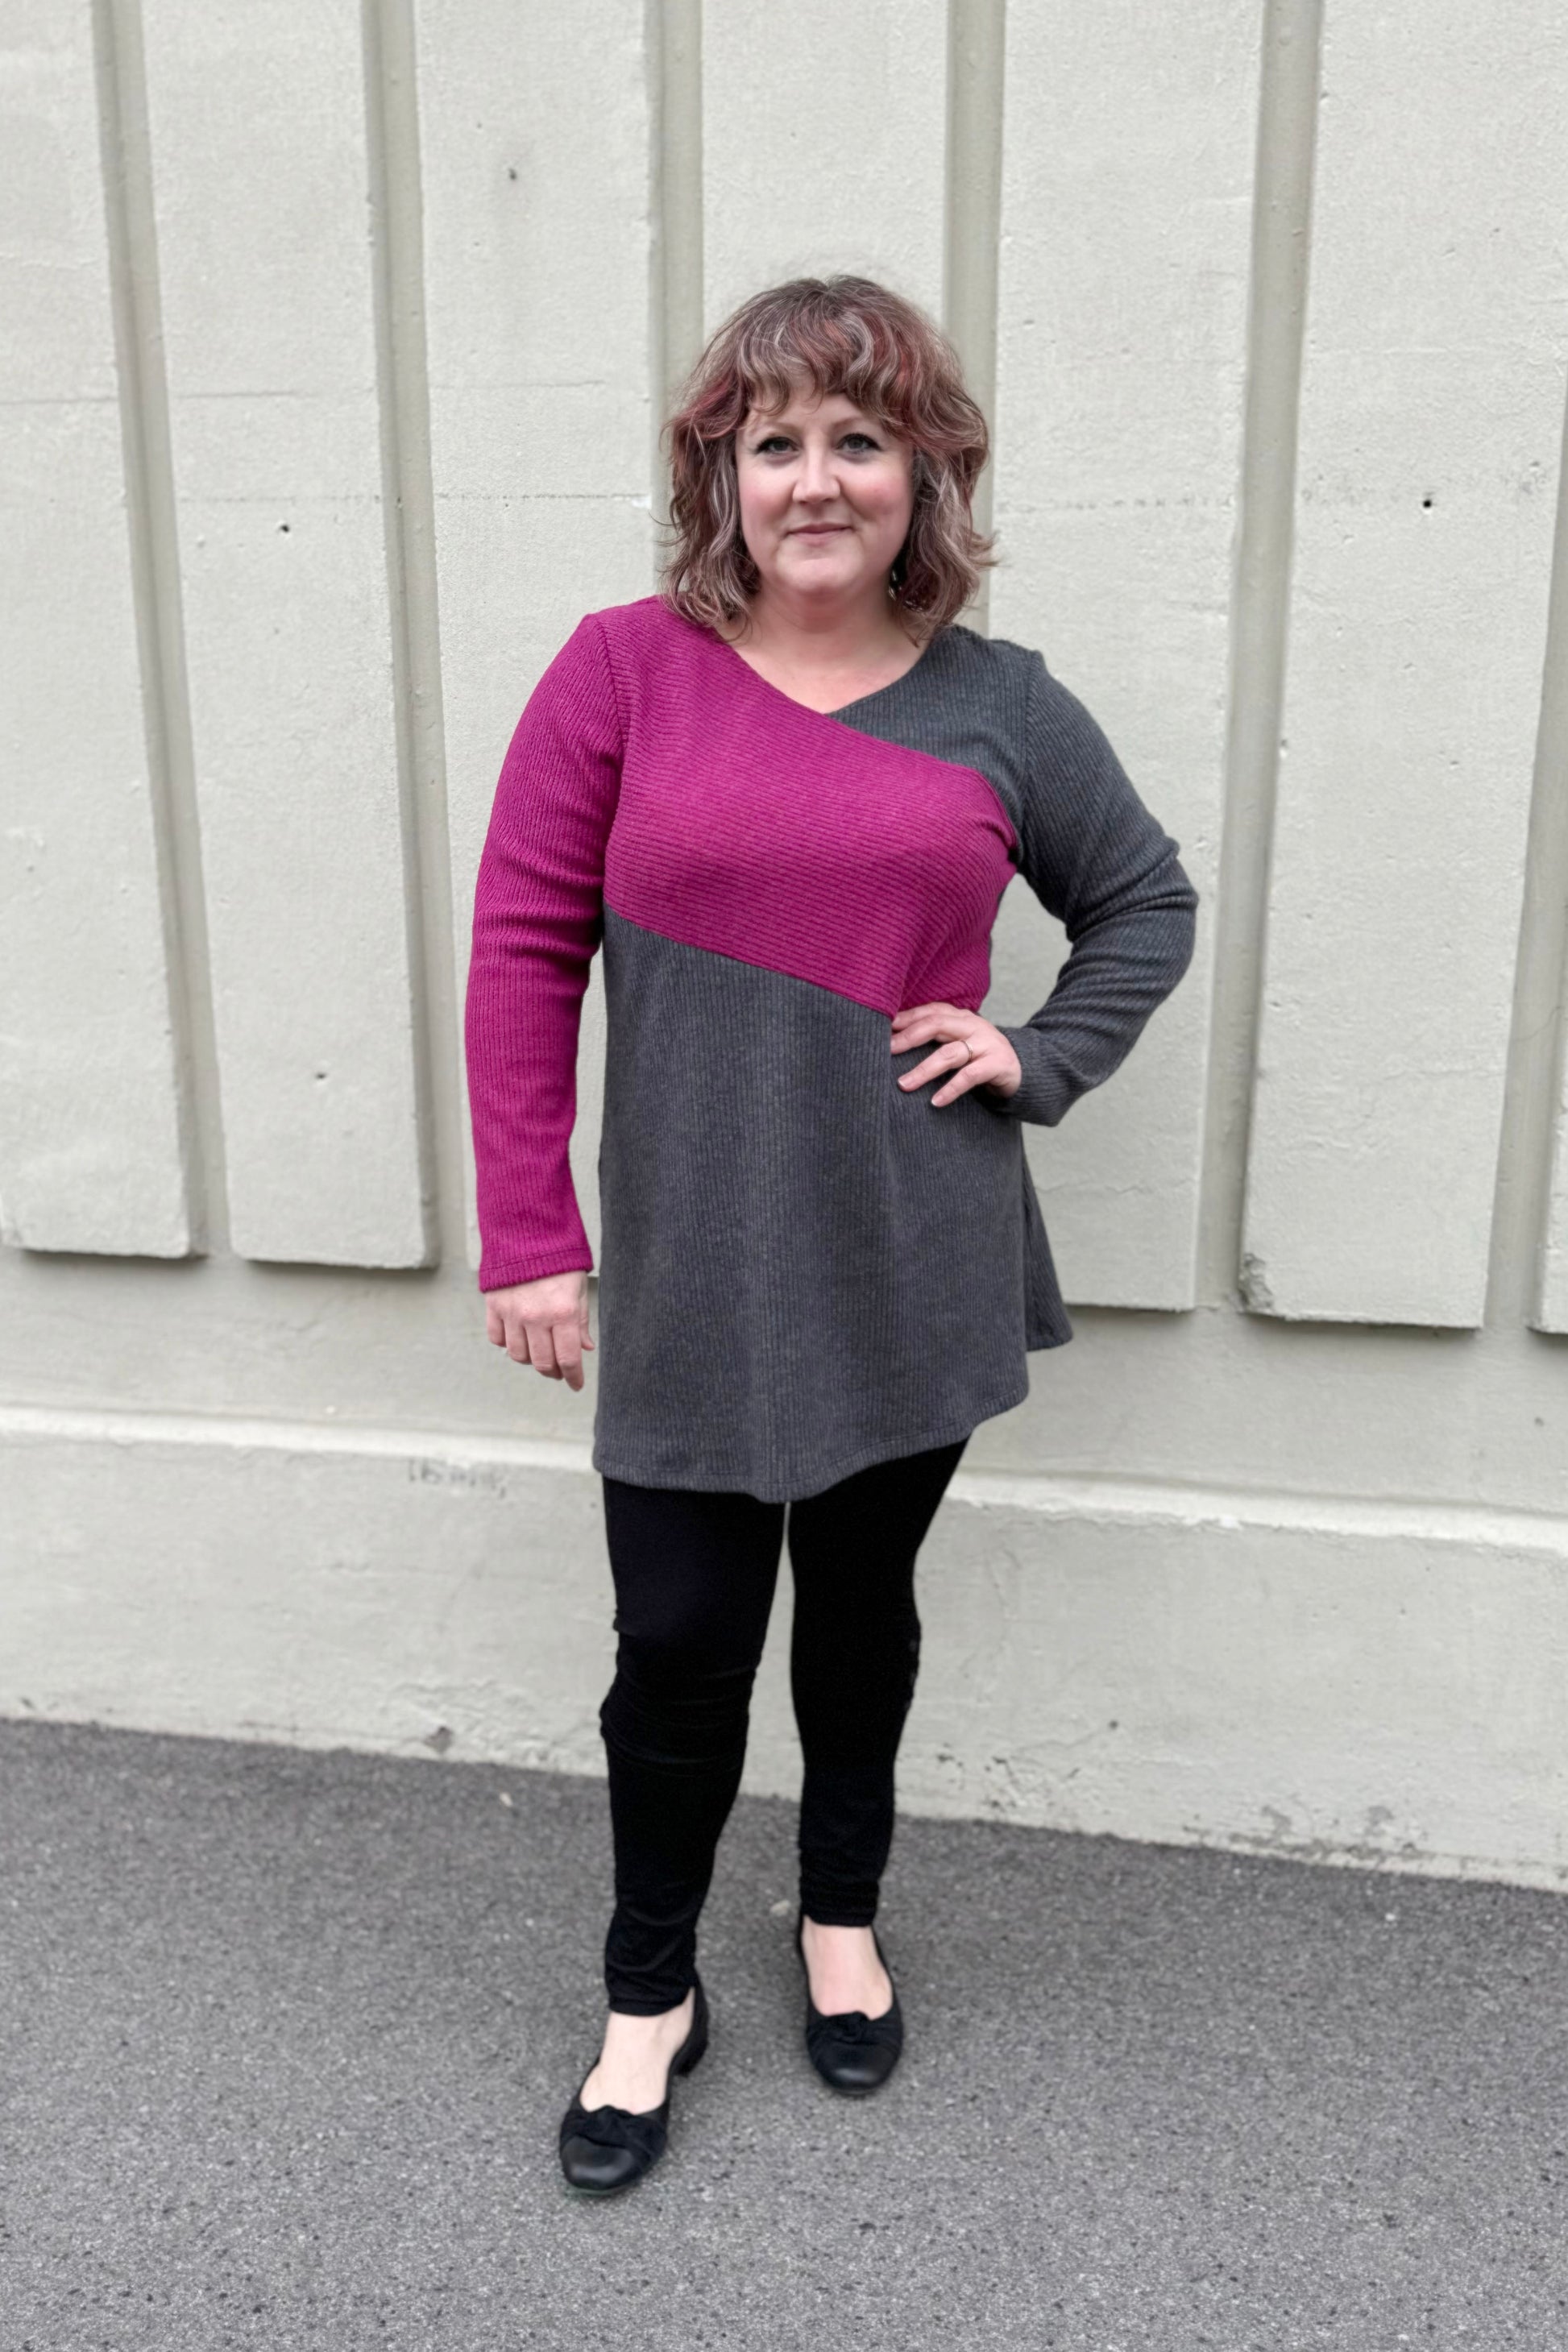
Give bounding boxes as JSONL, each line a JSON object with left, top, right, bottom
{"left": 745, "top": 411, "right": 877, "bottom": 434}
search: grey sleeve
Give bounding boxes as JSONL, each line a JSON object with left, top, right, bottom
{"left": 985, "top": 652, "right": 1200, "bottom": 1126}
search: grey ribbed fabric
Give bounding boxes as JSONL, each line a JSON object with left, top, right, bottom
{"left": 588, "top": 624, "right": 1198, "bottom": 1502}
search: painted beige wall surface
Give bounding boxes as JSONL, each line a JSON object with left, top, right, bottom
{"left": 2, "top": 1, "right": 1567, "bottom": 1891}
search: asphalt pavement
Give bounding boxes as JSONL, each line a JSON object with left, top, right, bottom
{"left": 2, "top": 1719, "right": 1565, "bottom": 2350}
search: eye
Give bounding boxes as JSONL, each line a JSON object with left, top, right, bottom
{"left": 753, "top": 433, "right": 794, "bottom": 454}
{"left": 840, "top": 431, "right": 881, "bottom": 451}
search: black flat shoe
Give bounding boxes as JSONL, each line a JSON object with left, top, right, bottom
{"left": 558, "top": 1975, "right": 709, "bottom": 2195}
{"left": 795, "top": 1908, "right": 903, "bottom": 2097}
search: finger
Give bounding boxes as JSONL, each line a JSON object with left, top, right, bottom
{"left": 554, "top": 1316, "right": 586, "bottom": 1392}
{"left": 524, "top": 1319, "right": 564, "bottom": 1379}
{"left": 485, "top": 1300, "right": 506, "bottom": 1347}
{"left": 931, "top": 1068, "right": 992, "bottom": 1110}
{"left": 893, "top": 1020, "right": 969, "bottom": 1076}
{"left": 890, "top": 1003, "right": 955, "bottom": 1045}
{"left": 504, "top": 1312, "right": 545, "bottom": 1370}
{"left": 933, "top": 1039, "right": 1005, "bottom": 1106}
{"left": 898, "top": 1037, "right": 977, "bottom": 1094}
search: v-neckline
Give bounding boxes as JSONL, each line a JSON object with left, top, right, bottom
{"left": 707, "top": 621, "right": 941, "bottom": 724}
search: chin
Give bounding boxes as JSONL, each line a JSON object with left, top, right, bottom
{"left": 777, "top": 554, "right": 875, "bottom": 595}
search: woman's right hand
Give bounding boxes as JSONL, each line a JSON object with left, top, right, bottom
{"left": 483, "top": 1271, "right": 595, "bottom": 1392}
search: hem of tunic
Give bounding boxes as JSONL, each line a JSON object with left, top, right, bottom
{"left": 590, "top": 1367, "right": 1056, "bottom": 1504}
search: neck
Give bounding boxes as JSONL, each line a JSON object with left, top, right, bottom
{"left": 732, "top": 580, "right": 919, "bottom": 666}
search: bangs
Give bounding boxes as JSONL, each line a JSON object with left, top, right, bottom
{"left": 725, "top": 296, "right": 919, "bottom": 433}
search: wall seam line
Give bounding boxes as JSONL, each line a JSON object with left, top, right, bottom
{"left": 1484, "top": 371, "right": 1568, "bottom": 1333}
{"left": 650, "top": 0, "right": 704, "bottom": 533}
{"left": 943, "top": 0, "right": 1006, "bottom": 637}
{"left": 363, "top": 0, "right": 466, "bottom": 1273}
{"left": 92, "top": 0, "right": 228, "bottom": 1252}
{"left": 1195, "top": 0, "right": 1323, "bottom": 1316}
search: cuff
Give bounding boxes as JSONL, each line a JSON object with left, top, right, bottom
{"left": 981, "top": 1027, "right": 1075, "bottom": 1126}
{"left": 478, "top": 1250, "right": 593, "bottom": 1293}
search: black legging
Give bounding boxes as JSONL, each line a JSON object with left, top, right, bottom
{"left": 597, "top": 1435, "right": 969, "bottom": 2013}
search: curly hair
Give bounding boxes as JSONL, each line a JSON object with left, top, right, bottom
{"left": 659, "top": 275, "right": 995, "bottom": 640}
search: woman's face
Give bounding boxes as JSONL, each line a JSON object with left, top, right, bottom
{"left": 733, "top": 384, "right": 915, "bottom": 612}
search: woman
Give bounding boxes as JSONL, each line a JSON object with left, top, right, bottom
{"left": 464, "top": 276, "right": 1198, "bottom": 2196}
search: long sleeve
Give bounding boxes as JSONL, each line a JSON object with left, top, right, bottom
{"left": 985, "top": 652, "right": 1199, "bottom": 1126}
{"left": 464, "top": 613, "right": 624, "bottom": 1290}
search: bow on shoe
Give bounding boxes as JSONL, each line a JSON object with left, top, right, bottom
{"left": 561, "top": 2098, "right": 668, "bottom": 2166}
{"left": 808, "top": 2006, "right": 894, "bottom": 2046}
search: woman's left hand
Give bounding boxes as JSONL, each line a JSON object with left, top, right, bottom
{"left": 891, "top": 1002, "right": 1023, "bottom": 1108}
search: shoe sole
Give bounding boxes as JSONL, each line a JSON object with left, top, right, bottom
{"left": 807, "top": 2061, "right": 900, "bottom": 2098}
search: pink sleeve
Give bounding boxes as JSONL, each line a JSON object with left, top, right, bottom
{"left": 463, "top": 613, "right": 623, "bottom": 1291}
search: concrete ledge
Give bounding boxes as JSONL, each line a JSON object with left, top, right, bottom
{"left": 3, "top": 1401, "right": 1566, "bottom": 1891}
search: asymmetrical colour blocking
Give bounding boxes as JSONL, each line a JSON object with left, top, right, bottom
{"left": 465, "top": 595, "right": 1198, "bottom": 1501}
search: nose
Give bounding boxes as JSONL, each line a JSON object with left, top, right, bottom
{"left": 794, "top": 439, "right": 840, "bottom": 504}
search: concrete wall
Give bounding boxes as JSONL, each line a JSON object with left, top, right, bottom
{"left": 4, "top": 1, "right": 1568, "bottom": 1892}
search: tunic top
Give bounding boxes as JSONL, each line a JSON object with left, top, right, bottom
{"left": 464, "top": 594, "right": 1199, "bottom": 1503}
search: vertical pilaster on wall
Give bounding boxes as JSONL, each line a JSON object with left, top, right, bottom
{"left": 649, "top": 0, "right": 704, "bottom": 533}
{"left": 0, "top": 1, "right": 192, "bottom": 1258}
{"left": 1238, "top": 0, "right": 1568, "bottom": 1328}
{"left": 1197, "top": 0, "right": 1321, "bottom": 1310}
{"left": 142, "top": 2, "right": 433, "bottom": 1271}
{"left": 989, "top": 0, "right": 1259, "bottom": 1313}
{"left": 943, "top": 0, "right": 1006, "bottom": 636}
{"left": 363, "top": 0, "right": 461, "bottom": 1270}
{"left": 1507, "top": 384, "right": 1568, "bottom": 1333}
{"left": 415, "top": 0, "right": 659, "bottom": 1271}
{"left": 95, "top": 0, "right": 223, "bottom": 1257}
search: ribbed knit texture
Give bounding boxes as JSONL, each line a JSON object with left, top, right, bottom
{"left": 465, "top": 596, "right": 1198, "bottom": 1500}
